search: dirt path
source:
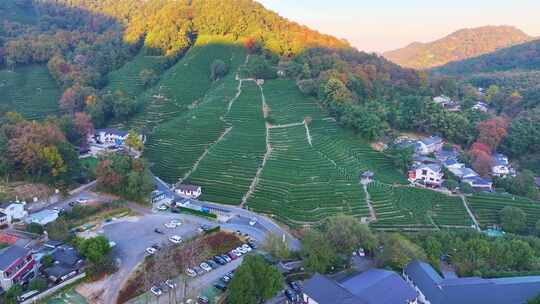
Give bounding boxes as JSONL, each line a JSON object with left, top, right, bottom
{"left": 303, "top": 120, "right": 313, "bottom": 147}
{"left": 269, "top": 122, "right": 304, "bottom": 129}
{"left": 361, "top": 182, "right": 377, "bottom": 222}
{"left": 240, "top": 83, "right": 272, "bottom": 208}
{"left": 179, "top": 127, "right": 232, "bottom": 183}
{"left": 460, "top": 194, "right": 481, "bottom": 231}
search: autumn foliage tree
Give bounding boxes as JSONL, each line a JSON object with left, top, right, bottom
{"left": 476, "top": 117, "right": 510, "bottom": 151}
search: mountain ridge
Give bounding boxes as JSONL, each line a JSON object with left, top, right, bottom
{"left": 383, "top": 25, "right": 533, "bottom": 70}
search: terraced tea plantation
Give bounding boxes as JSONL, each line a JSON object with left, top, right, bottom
{"left": 367, "top": 182, "right": 474, "bottom": 231}
{"left": 104, "top": 41, "right": 479, "bottom": 227}
{"left": 468, "top": 193, "right": 540, "bottom": 229}
{"left": 105, "top": 52, "right": 167, "bottom": 99}
{"left": 247, "top": 124, "right": 369, "bottom": 226}
{"left": 185, "top": 81, "right": 267, "bottom": 204}
{"left": 0, "top": 65, "right": 60, "bottom": 120}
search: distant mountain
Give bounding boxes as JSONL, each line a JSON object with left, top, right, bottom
{"left": 383, "top": 26, "right": 533, "bottom": 69}
{"left": 433, "top": 38, "right": 540, "bottom": 76}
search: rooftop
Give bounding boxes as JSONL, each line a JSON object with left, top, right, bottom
{"left": 51, "top": 246, "right": 82, "bottom": 267}
{"left": 175, "top": 184, "right": 201, "bottom": 191}
{"left": 421, "top": 136, "right": 443, "bottom": 146}
{"left": 405, "top": 260, "right": 540, "bottom": 304}
{"left": 95, "top": 128, "right": 129, "bottom": 137}
{"left": 304, "top": 270, "right": 416, "bottom": 304}
{"left": 0, "top": 245, "right": 30, "bottom": 271}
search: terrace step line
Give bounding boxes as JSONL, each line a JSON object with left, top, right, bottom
{"left": 460, "top": 194, "right": 481, "bottom": 231}
{"left": 178, "top": 126, "right": 233, "bottom": 183}
{"left": 362, "top": 182, "right": 378, "bottom": 223}
{"left": 304, "top": 120, "right": 313, "bottom": 147}
{"left": 240, "top": 82, "right": 273, "bottom": 208}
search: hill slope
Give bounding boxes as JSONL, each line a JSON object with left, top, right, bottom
{"left": 434, "top": 38, "right": 540, "bottom": 76}
{"left": 384, "top": 26, "right": 533, "bottom": 69}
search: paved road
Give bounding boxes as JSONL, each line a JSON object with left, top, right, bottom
{"left": 153, "top": 176, "right": 301, "bottom": 250}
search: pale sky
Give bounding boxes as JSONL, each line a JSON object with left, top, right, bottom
{"left": 256, "top": 0, "right": 540, "bottom": 53}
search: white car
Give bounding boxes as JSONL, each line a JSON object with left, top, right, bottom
{"left": 165, "top": 279, "right": 177, "bottom": 289}
{"left": 242, "top": 244, "right": 252, "bottom": 252}
{"left": 150, "top": 286, "right": 162, "bottom": 296}
{"left": 77, "top": 197, "right": 89, "bottom": 204}
{"left": 249, "top": 218, "right": 257, "bottom": 226}
{"left": 185, "top": 268, "right": 197, "bottom": 277}
{"left": 232, "top": 249, "right": 243, "bottom": 256}
{"left": 200, "top": 262, "right": 212, "bottom": 272}
{"left": 157, "top": 205, "right": 168, "bottom": 211}
{"left": 169, "top": 235, "right": 182, "bottom": 244}
{"left": 237, "top": 246, "right": 248, "bottom": 254}
{"left": 146, "top": 247, "right": 157, "bottom": 255}
{"left": 164, "top": 222, "right": 177, "bottom": 229}
{"left": 170, "top": 219, "right": 182, "bottom": 226}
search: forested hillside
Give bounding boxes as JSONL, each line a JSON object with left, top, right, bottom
{"left": 384, "top": 26, "right": 532, "bottom": 69}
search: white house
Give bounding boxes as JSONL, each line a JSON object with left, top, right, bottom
{"left": 473, "top": 102, "right": 488, "bottom": 112}
{"left": 24, "top": 209, "right": 59, "bottom": 226}
{"left": 90, "top": 129, "right": 129, "bottom": 146}
{"left": 0, "top": 202, "right": 28, "bottom": 225}
{"left": 174, "top": 184, "right": 202, "bottom": 199}
{"left": 491, "top": 153, "right": 511, "bottom": 177}
{"left": 416, "top": 136, "right": 444, "bottom": 155}
{"left": 433, "top": 95, "right": 453, "bottom": 105}
{"left": 409, "top": 164, "right": 444, "bottom": 187}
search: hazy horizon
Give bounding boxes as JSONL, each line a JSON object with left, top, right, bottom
{"left": 257, "top": 0, "right": 540, "bottom": 53}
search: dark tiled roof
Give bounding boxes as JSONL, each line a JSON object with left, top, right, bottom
{"left": 405, "top": 260, "right": 540, "bottom": 304}
{"left": 176, "top": 184, "right": 201, "bottom": 191}
{"left": 51, "top": 247, "right": 81, "bottom": 267}
{"left": 0, "top": 245, "right": 29, "bottom": 271}
{"left": 303, "top": 274, "right": 365, "bottom": 304}
{"left": 44, "top": 264, "right": 76, "bottom": 279}
{"left": 340, "top": 269, "right": 417, "bottom": 304}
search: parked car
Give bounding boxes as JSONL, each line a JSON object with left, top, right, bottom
{"left": 185, "top": 268, "right": 197, "bottom": 277}
{"left": 221, "top": 275, "right": 231, "bottom": 283}
{"left": 193, "top": 266, "right": 204, "bottom": 275}
{"left": 169, "top": 235, "right": 182, "bottom": 244}
{"left": 214, "top": 256, "right": 226, "bottom": 265}
{"left": 214, "top": 282, "right": 227, "bottom": 291}
{"left": 165, "top": 279, "right": 177, "bottom": 289}
{"left": 150, "top": 286, "right": 163, "bottom": 296}
{"left": 247, "top": 240, "right": 257, "bottom": 249}
{"left": 249, "top": 217, "right": 257, "bottom": 226}
{"left": 285, "top": 289, "right": 297, "bottom": 302}
{"left": 221, "top": 255, "right": 232, "bottom": 263}
{"left": 77, "top": 197, "right": 89, "bottom": 204}
{"left": 199, "top": 225, "right": 211, "bottom": 232}
{"left": 170, "top": 219, "right": 182, "bottom": 226}
{"left": 207, "top": 260, "right": 219, "bottom": 269}
{"left": 151, "top": 244, "right": 161, "bottom": 250}
{"left": 228, "top": 252, "right": 238, "bottom": 260}
{"left": 226, "top": 271, "right": 235, "bottom": 278}
{"left": 241, "top": 244, "right": 252, "bottom": 252}
{"left": 290, "top": 281, "right": 301, "bottom": 292}
{"left": 157, "top": 205, "right": 168, "bottom": 211}
{"left": 200, "top": 262, "right": 212, "bottom": 272}
{"left": 146, "top": 247, "right": 157, "bottom": 255}
{"left": 68, "top": 201, "right": 78, "bottom": 207}
{"left": 197, "top": 296, "right": 209, "bottom": 304}
{"left": 164, "top": 221, "right": 177, "bottom": 229}
{"left": 154, "top": 228, "right": 165, "bottom": 234}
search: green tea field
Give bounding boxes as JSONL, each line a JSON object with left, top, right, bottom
{"left": 0, "top": 65, "right": 60, "bottom": 120}
{"left": 468, "top": 193, "right": 540, "bottom": 229}
{"left": 367, "top": 182, "right": 474, "bottom": 231}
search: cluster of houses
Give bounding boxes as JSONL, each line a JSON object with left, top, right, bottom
{"left": 302, "top": 259, "right": 540, "bottom": 304}
{"left": 433, "top": 95, "right": 488, "bottom": 113}
{"left": 0, "top": 239, "right": 85, "bottom": 298}
{"left": 400, "top": 135, "right": 515, "bottom": 192}
{"left": 81, "top": 128, "right": 145, "bottom": 158}
{"left": 0, "top": 201, "right": 59, "bottom": 228}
